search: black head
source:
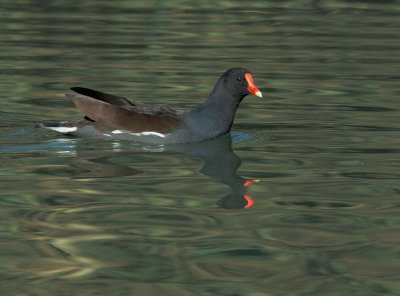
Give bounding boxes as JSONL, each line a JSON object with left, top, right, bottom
{"left": 215, "top": 67, "right": 262, "bottom": 99}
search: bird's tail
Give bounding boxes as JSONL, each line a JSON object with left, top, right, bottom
{"left": 35, "top": 121, "right": 77, "bottom": 134}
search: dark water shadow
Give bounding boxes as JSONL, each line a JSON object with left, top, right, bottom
{"left": 68, "top": 134, "right": 259, "bottom": 209}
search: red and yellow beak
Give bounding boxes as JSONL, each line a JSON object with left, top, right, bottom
{"left": 245, "top": 73, "right": 262, "bottom": 98}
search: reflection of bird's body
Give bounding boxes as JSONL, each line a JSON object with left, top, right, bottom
{"left": 37, "top": 68, "right": 262, "bottom": 144}
{"left": 64, "top": 133, "right": 258, "bottom": 209}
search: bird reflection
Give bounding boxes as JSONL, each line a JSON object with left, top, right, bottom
{"left": 68, "top": 133, "right": 259, "bottom": 209}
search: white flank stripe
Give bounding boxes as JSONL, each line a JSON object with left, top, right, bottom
{"left": 46, "top": 126, "right": 77, "bottom": 133}
{"left": 111, "top": 130, "right": 123, "bottom": 134}
{"left": 130, "top": 132, "right": 166, "bottom": 138}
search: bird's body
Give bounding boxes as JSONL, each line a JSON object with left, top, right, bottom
{"left": 37, "top": 67, "right": 262, "bottom": 144}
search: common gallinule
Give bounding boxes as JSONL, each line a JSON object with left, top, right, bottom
{"left": 38, "top": 67, "right": 262, "bottom": 144}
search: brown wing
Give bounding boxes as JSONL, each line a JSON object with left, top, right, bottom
{"left": 66, "top": 88, "right": 183, "bottom": 133}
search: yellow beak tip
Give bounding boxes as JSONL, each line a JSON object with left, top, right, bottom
{"left": 255, "top": 91, "right": 262, "bottom": 98}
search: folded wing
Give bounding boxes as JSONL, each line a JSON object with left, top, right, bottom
{"left": 66, "top": 87, "right": 183, "bottom": 133}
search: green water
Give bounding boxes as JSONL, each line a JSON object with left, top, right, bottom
{"left": 1, "top": 1, "right": 400, "bottom": 295}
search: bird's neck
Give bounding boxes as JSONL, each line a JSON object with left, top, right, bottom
{"left": 187, "top": 89, "right": 244, "bottom": 136}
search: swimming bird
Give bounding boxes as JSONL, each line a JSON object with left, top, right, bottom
{"left": 37, "top": 67, "right": 262, "bottom": 144}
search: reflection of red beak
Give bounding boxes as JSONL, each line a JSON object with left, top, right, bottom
{"left": 243, "top": 179, "right": 260, "bottom": 187}
{"left": 245, "top": 73, "right": 262, "bottom": 98}
{"left": 243, "top": 194, "right": 255, "bottom": 208}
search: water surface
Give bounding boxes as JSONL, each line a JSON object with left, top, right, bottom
{"left": 1, "top": 1, "right": 400, "bottom": 295}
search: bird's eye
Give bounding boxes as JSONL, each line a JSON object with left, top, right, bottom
{"left": 237, "top": 77, "right": 243, "bottom": 82}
